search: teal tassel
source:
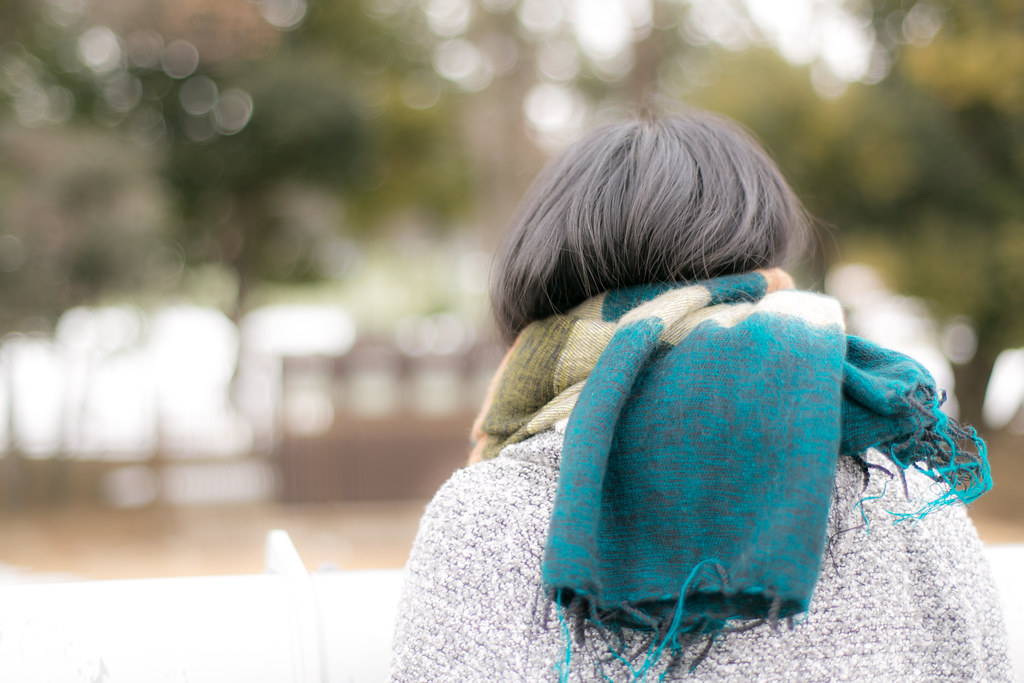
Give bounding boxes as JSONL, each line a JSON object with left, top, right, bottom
{"left": 555, "top": 589, "right": 572, "bottom": 683}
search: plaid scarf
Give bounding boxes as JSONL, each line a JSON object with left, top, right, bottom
{"left": 471, "top": 269, "right": 991, "bottom": 677}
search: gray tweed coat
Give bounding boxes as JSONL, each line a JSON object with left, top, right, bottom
{"left": 390, "top": 428, "right": 1012, "bottom": 682}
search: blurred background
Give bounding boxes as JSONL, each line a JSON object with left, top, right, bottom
{"left": 0, "top": 0, "right": 1022, "bottom": 581}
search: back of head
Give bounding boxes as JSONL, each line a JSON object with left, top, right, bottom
{"left": 490, "top": 109, "right": 809, "bottom": 343}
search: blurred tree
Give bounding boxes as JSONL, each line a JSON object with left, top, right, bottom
{"left": 2, "top": 0, "right": 1020, "bottom": 424}
{"left": 380, "top": 0, "right": 710, "bottom": 239}
{"left": 0, "top": 122, "right": 171, "bottom": 331}
{"left": 0, "top": 0, "right": 474, "bottom": 320}
{"left": 163, "top": 3, "right": 475, "bottom": 315}
{"left": 687, "top": 1, "right": 1024, "bottom": 424}
{"left": 0, "top": 0, "right": 174, "bottom": 331}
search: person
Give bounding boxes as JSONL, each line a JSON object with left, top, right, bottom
{"left": 388, "top": 110, "right": 1012, "bottom": 682}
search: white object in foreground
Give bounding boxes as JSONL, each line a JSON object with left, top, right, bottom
{"left": 0, "top": 531, "right": 401, "bottom": 683}
{"left": 0, "top": 534, "right": 1019, "bottom": 682}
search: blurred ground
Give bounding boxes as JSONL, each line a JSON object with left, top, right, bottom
{"left": 0, "top": 431, "right": 1020, "bottom": 582}
{"left": 0, "top": 500, "right": 428, "bottom": 581}
{"left": 0, "top": 498, "right": 1019, "bottom": 583}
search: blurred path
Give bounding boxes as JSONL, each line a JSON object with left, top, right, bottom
{"left": 0, "top": 501, "right": 427, "bottom": 581}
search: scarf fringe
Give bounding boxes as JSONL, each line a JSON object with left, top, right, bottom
{"left": 876, "top": 388, "right": 991, "bottom": 521}
{"left": 553, "top": 560, "right": 795, "bottom": 682}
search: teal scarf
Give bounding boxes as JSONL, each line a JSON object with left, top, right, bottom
{"left": 471, "top": 270, "right": 991, "bottom": 678}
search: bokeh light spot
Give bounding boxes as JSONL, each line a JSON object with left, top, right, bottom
{"left": 524, "top": 82, "right": 583, "bottom": 132}
{"left": 433, "top": 39, "right": 493, "bottom": 91}
{"left": 77, "top": 26, "right": 122, "bottom": 73}
{"left": 0, "top": 235, "right": 27, "bottom": 273}
{"left": 257, "top": 0, "right": 308, "bottom": 30}
{"left": 212, "top": 89, "right": 254, "bottom": 135}
{"left": 523, "top": 82, "right": 586, "bottom": 150}
{"left": 516, "top": 0, "right": 564, "bottom": 36}
{"left": 184, "top": 113, "right": 216, "bottom": 142}
{"left": 126, "top": 31, "right": 164, "bottom": 69}
{"left": 572, "top": 0, "right": 632, "bottom": 62}
{"left": 103, "top": 74, "right": 142, "bottom": 112}
{"left": 179, "top": 76, "right": 219, "bottom": 115}
{"left": 424, "top": 0, "right": 473, "bottom": 38}
{"left": 162, "top": 40, "right": 200, "bottom": 79}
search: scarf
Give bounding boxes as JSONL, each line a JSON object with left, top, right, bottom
{"left": 470, "top": 269, "right": 991, "bottom": 677}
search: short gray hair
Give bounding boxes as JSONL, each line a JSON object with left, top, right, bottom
{"left": 490, "top": 110, "right": 809, "bottom": 343}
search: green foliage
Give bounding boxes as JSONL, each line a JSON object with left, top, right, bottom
{"left": 0, "top": 0, "right": 475, "bottom": 320}
{"left": 681, "top": 4, "right": 1024, "bottom": 417}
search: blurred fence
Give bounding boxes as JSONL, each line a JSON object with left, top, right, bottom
{"left": 0, "top": 304, "right": 503, "bottom": 509}
{"left": 276, "top": 338, "right": 502, "bottom": 503}
{"left": 5, "top": 264, "right": 1024, "bottom": 511}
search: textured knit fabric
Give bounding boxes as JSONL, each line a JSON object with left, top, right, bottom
{"left": 389, "top": 429, "right": 1013, "bottom": 682}
{"left": 469, "top": 270, "right": 990, "bottom": 654}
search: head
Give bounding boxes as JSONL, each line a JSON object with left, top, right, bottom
{"left": 490, "top": 109, "right": 810, "bottom": 343}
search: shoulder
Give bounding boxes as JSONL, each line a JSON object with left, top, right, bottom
{"left": 414, "top": 429, "right": 561, "bottom": 546}
{"left": 803, "top": 449, "right": 1012, "bottom": 680}
{"left": 389, "top": 431, "right": 562, "bottom": 682}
